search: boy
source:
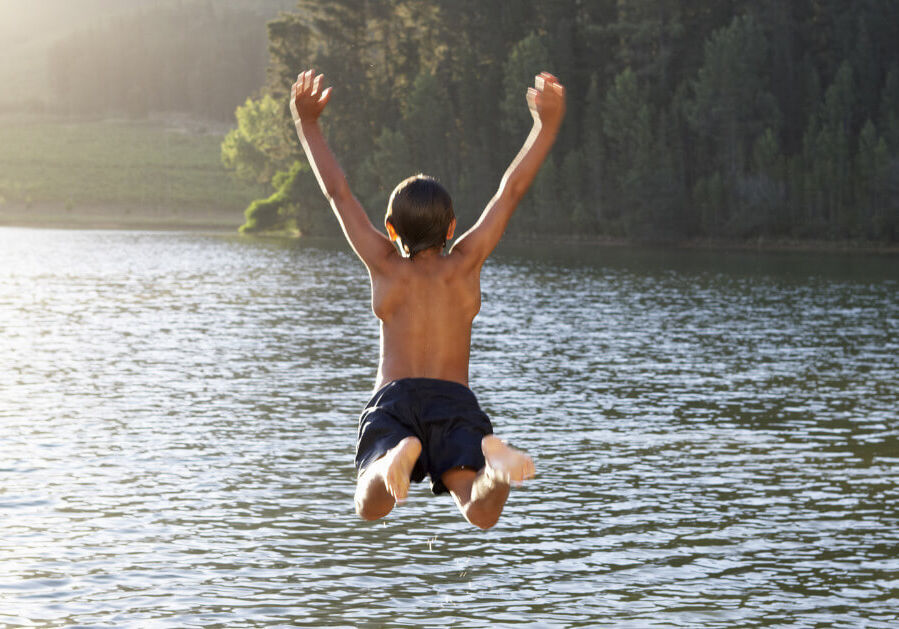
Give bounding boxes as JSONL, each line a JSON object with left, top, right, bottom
{"left": 290, "top": 68, "right": 565, "bottom": 530}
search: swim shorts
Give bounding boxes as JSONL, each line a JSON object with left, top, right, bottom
{"left": 354, "top": 377, "right": 494, "bottom": 495}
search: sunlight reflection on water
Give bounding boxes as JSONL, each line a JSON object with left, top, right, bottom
{"left": 1, "top": 228, "right": 898, "bottom": 627}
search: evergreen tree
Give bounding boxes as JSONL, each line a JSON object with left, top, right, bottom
{"left": 807, "top": 61, "right": 855, "bottom": 235}
{"left": 687, "top": 14, "right": 780, "bottom": 179}
{"left": 855, "top": 120, "right": 890, "bottom": 238}
{"left": 500, "top": 33, "right": 551, "bottom": 152}
{"left": 582, "top": 74, "right": 604, "bottom": 224}
{"left": 880, "top": 66, "right": 899, "bottom": 151}
{"left": 400, "top": 70, "right": 456, "bottom": 185}
{"left": 216, "top": 0, "right": 898, "bottom": 242}
{"left": 602, "top": 68, "right": 657, "bottom": 236}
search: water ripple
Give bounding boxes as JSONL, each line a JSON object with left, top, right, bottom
{"left": 1, "top": 228, "right": 897, "bottom": 627}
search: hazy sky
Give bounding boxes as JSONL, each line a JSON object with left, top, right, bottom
{"left": 0, "top": 1, "right": 147, "bottom": 44}
{"left": 0, "top": 0, "right": 293, "bottom": 103}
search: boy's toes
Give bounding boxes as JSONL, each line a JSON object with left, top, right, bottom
{"left": 389, "top": 477, "right": 409, "bottom": 504}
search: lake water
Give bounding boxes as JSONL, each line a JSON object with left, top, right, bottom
{"left": 1, "top": 227, "right": 897, "bottom": 627}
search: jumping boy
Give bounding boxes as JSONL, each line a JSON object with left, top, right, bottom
{"left": 290, "top": 68, "right": 565, "bottom": 530}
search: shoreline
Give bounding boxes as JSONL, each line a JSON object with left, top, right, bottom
{"left": 0, "top": 201, "right": 241, "bottom": 233}
{"left": 2, "top": 203, "right": 897, "bottom": 255}
{"left": 512, "top": 233, "right": 899, "bottom": 255}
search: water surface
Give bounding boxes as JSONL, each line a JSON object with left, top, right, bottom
{"left": 1, "top": 228, "right": 897, "bottom": 627}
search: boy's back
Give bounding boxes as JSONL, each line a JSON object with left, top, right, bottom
{"left": 371, "top": 249, "right": 480, "bottom": 389}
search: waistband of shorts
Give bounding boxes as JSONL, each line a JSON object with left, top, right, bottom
{"left": 369, "top": 377, "right": 476, "bottom": 402}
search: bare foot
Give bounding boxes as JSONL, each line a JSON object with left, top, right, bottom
{"left": 377, "top": 436, "right": 422, "bottom": 504}
{"left": 482, "top": 435, "right": 535, "bottom": 486}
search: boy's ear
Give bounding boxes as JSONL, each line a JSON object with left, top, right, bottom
{"left": 446, "top": 218, "right": 456, "bottom": 240}
{"left": 385, "top": 219, "right": 398, "bottom": 241}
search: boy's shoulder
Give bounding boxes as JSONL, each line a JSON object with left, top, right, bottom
{"left": 370, "top": 250, "right": 481, "bottom": 318}
{"left": 368, "top": 251, "right": 481, "bottom": 308}
{"left": 370, "top": 249, "right": 478, "bottom": 281}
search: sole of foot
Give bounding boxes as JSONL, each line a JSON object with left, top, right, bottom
{"left": 482, "top": 435, "right": 535, "bottom": 485}
{"left": 381, "top": 436, "right": 422, "bottom": 504}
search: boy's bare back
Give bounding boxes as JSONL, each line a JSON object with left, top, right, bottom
{"left": 370, "top": 246, "right": 480, "bottom": 389}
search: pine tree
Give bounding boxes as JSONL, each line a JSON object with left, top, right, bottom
{"left": 582, "top": 74, "right": 604, "bottom": 225}
{"left": 500, "top": 33, "right": 551, "bottom": 152}
{"left": 879, "top": 66, "right": 899, "bottom": 152}
{"left": 687, "top": 14, "right": 780, "bottom": 179}
{"left": 855, "top": 120, "right": 889, "bottom": 238}
{"left": 813, "top": 61, "right": 856, "bottom": 235}
{"left": 602, "top": 68, "right": 658, "bottom": 236}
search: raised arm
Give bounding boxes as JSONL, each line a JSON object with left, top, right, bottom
{"left": 291, "top": 69, "right": 394, "bottom": 269}
{"left": 451, "top": 72, "right": 565, "bottom": 265}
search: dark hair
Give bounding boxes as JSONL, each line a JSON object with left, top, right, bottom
{"left": 385, "top": 174, "right": 454, "bottom": 257}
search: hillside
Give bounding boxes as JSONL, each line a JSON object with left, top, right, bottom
{"left": 0, "top": 114, "right": 267, "bottom": 229}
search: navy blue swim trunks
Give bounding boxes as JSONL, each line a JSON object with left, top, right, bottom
{"left": 354, "top": 377, "right": 494, "bottom": 495}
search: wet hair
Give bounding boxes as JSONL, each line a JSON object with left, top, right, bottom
{"left": 385, "top": 174, "right": 454, "bottom": 257}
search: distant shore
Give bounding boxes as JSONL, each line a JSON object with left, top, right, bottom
{"left": 2, "top": 202, "right": 897, "bottom": 255}
{"left": 523, "top": 232, "right": 899, "bottom": 255}
{"left": 0, "top": 201, "right": 242, "bottom": 232}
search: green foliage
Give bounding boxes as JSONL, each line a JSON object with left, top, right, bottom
{"left": 582, "top": 73, "right": 604, "bottom": 223}
{"left": 745, "top": 128, "right": 787, "bottom": 235}
{"left": 753, "top": 129, "right": 783, "bottom": 178}
{"left": 501, "top": 33, "right": 550, "bottom": 143}
{"left": 359, "top": 128, "right": 414, "bottom": 212}
{"left": 694, "top": 172, "right": 726, "bottom": 235}
{"left": 402, "top": 71, "right": 456, "bottom": 180}
{"left": 803, "top": 61, "right": 856, "bottom": 234}
{"left": 221, "top": 95, "right": 295, "bottom": 184}
{"left": 560, "top": 149, "right": 587, "bottom": 231}
{"left": 528, "top": 155, "right": 558, "bottom": 233}
{"left": 240, "top": 191, "right": 286, "bottom": 234}
{"left": 603, "top": 69, "right": 651, "bottom": 168}
{"left": 687, "top": 14, "right": 779, "bottom": 177}
{"left": 855, "top": 120, "right": 892, "bottom": 238}
{"left": 224, "top": 0, "right": 899, "bottom": 244}
{"left": 240, "top": 160, "right": 337, "bottom": 236}
{"left": 880, "top": 66, "right": 899, "bottom": 151}
{"left": 601, "top": 68, "right": 681, "bottom": 238}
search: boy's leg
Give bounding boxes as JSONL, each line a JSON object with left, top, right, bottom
{"left": 440, "top": 435, "right": 535, "bottom": 530}
{"left": 355, "top": 436, "right": 422, "bottom": 520}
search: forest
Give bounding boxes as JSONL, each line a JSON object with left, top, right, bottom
{"left": 223, "top": 0, "right": 899, "bottom": 244}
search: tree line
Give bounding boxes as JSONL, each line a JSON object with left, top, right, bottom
{"left": 223, "top": 1, "right": 897, "bottom": 243}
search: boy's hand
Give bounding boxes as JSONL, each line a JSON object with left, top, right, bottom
{"left": 290, "top": 69, "right": 333, "bottom": 125}
{"left": 526, "top": 72, "right": 565, "bottom": 129}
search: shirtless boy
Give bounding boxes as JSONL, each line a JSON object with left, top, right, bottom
{"left": 290, "top": 68, "right": 565, "bottom": 529}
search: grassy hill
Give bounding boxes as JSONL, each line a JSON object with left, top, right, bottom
{"left": 0, "top": 115, "right": 267, "bottom": 229}
{"left": 0, "top": 0, "right": 296, "bottom": 229}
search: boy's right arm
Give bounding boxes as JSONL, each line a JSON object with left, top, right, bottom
{"left": 291, "top": 70, "right": 395, "bottom": 270}
{"left": 451, "top": 72, "right": 565, "bottom": 266}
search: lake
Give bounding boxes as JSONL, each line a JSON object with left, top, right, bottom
{"left": 1, "top": 227, "right": 897, "bottom": 627}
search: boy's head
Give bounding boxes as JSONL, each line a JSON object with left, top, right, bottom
{"left": 385, "top": 174, "right": 455, "bottom": 257}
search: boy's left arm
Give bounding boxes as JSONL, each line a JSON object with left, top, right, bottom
{"left": 291, "top": 70, "right": 394, "bottom": 269}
